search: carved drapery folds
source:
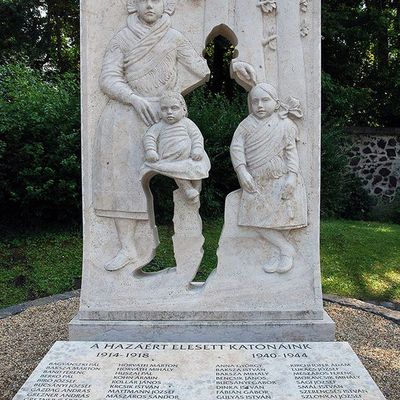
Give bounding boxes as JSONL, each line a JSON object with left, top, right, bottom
{"left": 230, "top": 83, "right": 307, "bottom": 274}
{"left": 94, "top": 1, "right": 210, "bottom": 273}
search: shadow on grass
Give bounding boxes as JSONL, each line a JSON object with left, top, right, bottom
{"left": 141, "top": 219, "right": 223, "bottom": 281}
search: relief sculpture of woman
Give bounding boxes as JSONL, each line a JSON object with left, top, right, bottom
{"left": 93, "top": 0, "right": 210, "bottom": 271}
{"left": 230, "top": 83, "right": 308, "bottom": 274}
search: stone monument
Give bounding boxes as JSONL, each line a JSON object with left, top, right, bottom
{"left": 10, "top": 2, "right": 390, "bottom": 399}
{"left": 70, "top": 0, "right": 335, "bottom": 341}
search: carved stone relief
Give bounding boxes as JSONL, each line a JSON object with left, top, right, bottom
{"left": 257, "top": 0, "right": 277, "bottom": 14}
{"left": 230, "top": 83, "right": 307, "bottom": 273}
{"left": 141, "top": 91, "right": 210, "bottom": 203}
{"left": 300, "top": 0, "right": 309, "bottom": 13}
{"left": 93, "top": 2, "right": 309, "bottom": 279}
{"left": 92, "top": 0, "right": 210, "bottom": 272}
{"left": 300, "top": 0, "right": 311, "bottom": 37}
{"left": 76, "top": 0, "right": 324, "bottom": 324}
{"left": 258, "top": 0, "right": 279, "bottom": 85}
{"left": 262, "top": 27, "right": 277, "bottom": 50}
{"left": 139, "top": 91, "right": 210, "bottom": 278}
{"left": 300, "top": 19, "right": 310, "bottom": 37}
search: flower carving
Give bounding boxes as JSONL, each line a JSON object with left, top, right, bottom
{"left": 262, "top": 27, "right": 277, "bottom": 50}
{"left": 300, "top": 0, "right": 309, "bottom": 13}
{"left": 300, "top": 20, "right": 310, "bottom": 37}
{"left": 257, "top": 0, "right": 277, "bottom": 14}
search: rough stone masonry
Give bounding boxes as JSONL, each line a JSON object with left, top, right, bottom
{"left": 348, "top": 127, "right": 400, "bottom": 201}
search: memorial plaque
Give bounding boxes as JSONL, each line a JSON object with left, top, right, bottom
{"left": 14, "top": 341, "right": 386, "bottom": 400}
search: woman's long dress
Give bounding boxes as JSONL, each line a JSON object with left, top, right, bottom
{"left": 93, "top": 14, "right": 209, "bottom": 220}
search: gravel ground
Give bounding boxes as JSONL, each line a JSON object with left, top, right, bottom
{"left": 0, "top": 299, "right": 398, "bottom": 400}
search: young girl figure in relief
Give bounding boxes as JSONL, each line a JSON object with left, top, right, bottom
{"left": 142, "top": 92, "right": 210, "bottom": 203}
{"left": 230, "top": 83, "right": 307, "bottom": 274}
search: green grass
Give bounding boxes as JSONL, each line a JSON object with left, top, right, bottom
{"left": 0, "top": 226, "right": 82, "bottom": 308}
{"left": 0, "top": 219, "right": 399, "bottom": 308}
{"left": 320, "top": 219, "right": 400, "bottom": 302}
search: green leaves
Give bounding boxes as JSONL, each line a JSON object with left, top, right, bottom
{"left": 186, "top": 88, "right": 248, "bottom": 218}
{"left": 322, "top": 0, "right": 400, "bottom": 126}
{"left": 0, "top": 62, "right": 80, "bottom": 221}
{"left": 0, "top": 0, "right": 80, "bottom": 73}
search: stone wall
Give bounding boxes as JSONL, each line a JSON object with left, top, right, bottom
{"left": 347, "top": 127, "right": 400, "bottom": 201}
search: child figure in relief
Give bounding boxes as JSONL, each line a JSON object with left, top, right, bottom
{"left": 230, "top": 83, "right": 307, "bottom": 274}
{"left": 142, "top": 92, "right": 210, "bottom": 203}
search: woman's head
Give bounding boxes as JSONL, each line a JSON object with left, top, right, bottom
{"left": 127, "top": 0, "right": 176, "bottom": 23}
{"left": 127, "top": 0, "right": 163, "bottom": 24}
{"left": 249, "top": 83, "right": 280, "bottom": 119}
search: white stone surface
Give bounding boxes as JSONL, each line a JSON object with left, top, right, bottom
{"left": 78, "top": 0, "right": 324, "bottom": 322}
{"left": 228, "top": 84, "right": 307, "bottom": 274}
{"left": 69, "top": 311, "right": 335, "bottom": 342}
{"left": 14, "top": 341, "right": 386, "bottom": 400}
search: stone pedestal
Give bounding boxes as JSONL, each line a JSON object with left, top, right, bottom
{"left": 69, "top": 312, "right": 335, "bottom": 342}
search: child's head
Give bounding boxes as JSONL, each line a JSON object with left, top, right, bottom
{"left": 160, "top": 92, "right": 187, "bottom": 124}
{"left": 249, "top": 83, "right": 280, "bottom": 119}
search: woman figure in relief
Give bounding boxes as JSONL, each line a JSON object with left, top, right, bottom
{"left": 92, "top": 0, "right": 210, "bottom": 271}
{"left": 93, "top": 0, "right": 257, "bottom": 272}
{"left": 230, "top": 83, "right": 307, "bottom": 274}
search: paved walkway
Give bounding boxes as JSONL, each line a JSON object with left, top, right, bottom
{"left": 0, "top": 298, "right": 399, "bottom": 400}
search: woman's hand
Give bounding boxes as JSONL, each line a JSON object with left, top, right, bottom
{"left": 282, "top": 172, "right": 297, "bottom": 200}
{"left": 191, "top": 148, "right": 203, "bottom": 161}
{"left": 237, "top": 165, "right": 257, "bottom": 193}
{"left": 231, "top": 61, "right": 257, "bottom": 87}
{"left": 146, "top": 150, "right": 159, "bottom": 163}
{"left": 130, "top": 95, "right": 158, "bottom": 126}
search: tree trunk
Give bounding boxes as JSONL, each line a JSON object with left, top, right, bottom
{"left": 395, "top": 0, "right": 400, "bottom": 51}
{"left": 365, "top": 0, "right": 389, "bottom": 70}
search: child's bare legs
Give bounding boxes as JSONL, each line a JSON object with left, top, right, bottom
{"left": 175, "top": 179, "right": 200, "bottom": 203}
{"left": 258, "top": 229, "right": 295, "bottom": 274}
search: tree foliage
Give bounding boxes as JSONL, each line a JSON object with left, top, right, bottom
{"left": 0, "top": 0, "right": 79, "bottom": 73}
{"left": 322, "top": 0, "right": 400, "bottom": 126}
{"left": 320, "top": 0, "right": 400, "bottom": 218}
{"left": 0, "top": 63, "right": 81, "bottom": 221}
